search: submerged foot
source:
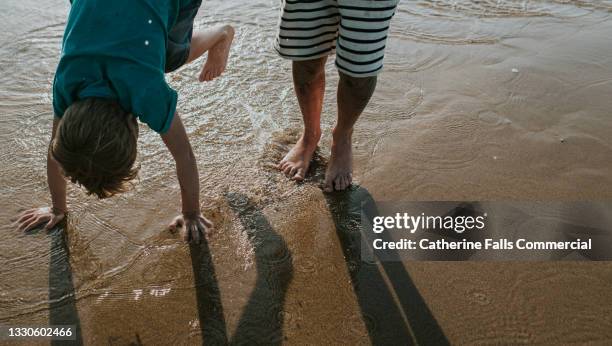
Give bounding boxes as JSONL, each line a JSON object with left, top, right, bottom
{"left": 199, "top": 25, "right": 235, "bottom": 82}
{"left": 324, "top": 130, "right": 353, "bottom": 192}
{"left": 277, "top": 133, "right": 320, "bottom": 181}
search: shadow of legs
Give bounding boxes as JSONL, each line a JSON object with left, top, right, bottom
{"left": 325, "top": 187, "right": 449, "bottom": 345}
{"left": 189, "top": 241, "right": 229, "bottom": 344}
{"left": 48, "top": 228, "right": 83, "bottom": 345}
{"left": 226, "top": 192, "right": 293, "bottom": 345}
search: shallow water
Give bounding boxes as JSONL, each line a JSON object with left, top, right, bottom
{"left": 1, "top": 0, "right": 612, "bottom": 344}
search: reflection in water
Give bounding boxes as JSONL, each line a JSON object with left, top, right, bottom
{"left": 46, "top": 227, "right": 83, "bottom": 345}
{"left": 325, "top": 187, "right": 449, "bottom": 345}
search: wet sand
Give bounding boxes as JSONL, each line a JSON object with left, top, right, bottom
{"left": 2, "top": 0, "right": 612, "bottom": 344}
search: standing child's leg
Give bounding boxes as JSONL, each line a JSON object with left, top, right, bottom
{"left": 323, "top": 73, "right": 377, "bottom": 192}
{"left": 185, "top": 25, "right": 235, "bottom": 82}
{"left": 278, "top": 57, "right": 327, "bottom": 181}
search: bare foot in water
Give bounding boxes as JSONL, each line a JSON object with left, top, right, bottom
{"left": 199, "top": 25, "right": 234, "bottom": 82}
{"left": 277, "top": 133, "right": 320, "bottom": 181}
{"left": 323, "top": 131, "right": 353, "bottom": 192}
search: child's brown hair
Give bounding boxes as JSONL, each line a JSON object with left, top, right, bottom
{"left": 51, "top": 98, "right": 139, "bottom": 198}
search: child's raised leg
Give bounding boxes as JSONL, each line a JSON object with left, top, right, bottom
{"left": 185, "top": 25, "right": 235, "bottom": 82}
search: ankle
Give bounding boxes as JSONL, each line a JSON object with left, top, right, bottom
{"left": 332, "top": 127, "right": 352, "bottom": 143}
{"left": 301, "top": 128, "right": 321, "bottom": 145}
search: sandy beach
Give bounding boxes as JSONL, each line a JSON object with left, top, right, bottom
{"left": 1, "top": 0, "right": 612, "bottom": 344}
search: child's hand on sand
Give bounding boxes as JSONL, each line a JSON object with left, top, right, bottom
{"left": 168, "top": 212, "right": 213, "bottom": 244}
{"left": 13, "top": 207, "right": 66, "bottom": 232}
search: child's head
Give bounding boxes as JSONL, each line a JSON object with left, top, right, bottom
{"left": 51, "top": 98, "right": 139, "bottom": 199}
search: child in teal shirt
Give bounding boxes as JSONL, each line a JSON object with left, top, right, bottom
{"left": 15, "top": 0, "right": 234, "bottom": 243}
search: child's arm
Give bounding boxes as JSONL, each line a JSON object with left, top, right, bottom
{"left": 14, "top": 118, "right": 67, "bottom": 232}
{"left": 161, "top": 113, "right": 213, "bottom": 243}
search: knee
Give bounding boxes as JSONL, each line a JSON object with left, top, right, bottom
{"left": 292, "top": 57, "right": 327, "bottom": 88}
{"left": 339, "top": 72, "right": 377, "bottom": 91}
{"left": 339, "top": 73, "right": 377, "bottom": 105}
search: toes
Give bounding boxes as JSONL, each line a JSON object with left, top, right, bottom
{"left": 283, "top": 165, "right": 293, "bottom": 176}
{"left": 334, "top": 174, "right": 351, "bottom": 191}
{"left": 292, "top": 168, "right": 305, "bottom": 181}
{"left": 323, "top": 176, "right": 334, "bottom": 192}
{"left": 334, "top": 176, "right": 345, "bottom": 191}
{"left": 288, "top": 166, "right": 297, "bottom": 177}
{"left": 344, "top": 175, "right": 351, "bottom": 190}
{"left": 199, "top": 68, "right": 208, "bottom": 82}
{"left": 343, "top": 176, "right": 349, "bottom": 190}
{"left": 345, "top": 173, "right": 353, "bottom": 188}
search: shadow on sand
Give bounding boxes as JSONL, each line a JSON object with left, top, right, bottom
{"left": 37, "top": 227, "right": 83, "bottom": 345}
{"left": 189, "top": 236, "right": 230, "bottom": 343}
{"left": 324, "top": 186, "right": 450, "bottom": 345}
{"left": 189, "top": 192, "right": 293, "bottom": 345}
{"left": 36, "top": 189, "right": 445, "bottom": 345}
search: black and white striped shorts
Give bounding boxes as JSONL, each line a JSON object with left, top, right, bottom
{"left": 275, "top": 0, "right": 399, "bottom": 77}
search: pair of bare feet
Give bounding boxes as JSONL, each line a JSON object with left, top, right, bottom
{"left": 196, "top": 25, "right": 353, "bottom": 192}
{"left": 278, "top": 129, "right": 353, "bottom": 192}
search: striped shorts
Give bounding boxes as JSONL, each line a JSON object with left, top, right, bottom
{"left": 275, "top": 0, "right": 399, "bottom": 77}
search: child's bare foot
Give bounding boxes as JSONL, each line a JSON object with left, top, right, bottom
{"left": 199, "top": 25, "right": 234, "bottom": 82}
{"left": 277, "top": 132, "right": 320, "bottom": 181}
{"left": 323, "top": 130, "right": 353, "bottom": 192}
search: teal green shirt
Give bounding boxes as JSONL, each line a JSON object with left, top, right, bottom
{"left": 53, "top": 0, "right": 190, "bottom": 133}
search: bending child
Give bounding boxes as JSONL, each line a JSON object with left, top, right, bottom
{"left": 14, "top": 0, "right": 234, "bottom": 243}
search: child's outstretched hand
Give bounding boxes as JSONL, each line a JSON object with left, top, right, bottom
{"left": 168, "top": 212, "right": 213, "bottom": 244}
{"left": 13, "top": 207, "right": 66, "bottom": 232}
